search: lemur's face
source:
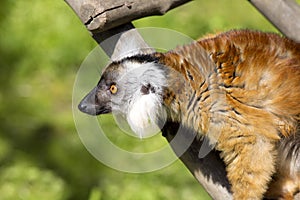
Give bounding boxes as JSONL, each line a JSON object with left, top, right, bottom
{"left": 78, "top": 55, "right": 167, "bottom": 137}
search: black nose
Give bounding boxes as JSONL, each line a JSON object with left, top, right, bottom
{"left": 78, "top": 100, "right": 98, "bottom": 115}
{"left": 78, "top": 87, "right": 99, "bottom": 115}
{"left": 77, "top": 103, "right": 87, "bottom": 112}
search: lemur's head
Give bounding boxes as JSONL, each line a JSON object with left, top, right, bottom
{"left": 78, "top": 54, "right": 169, "bottom": 137}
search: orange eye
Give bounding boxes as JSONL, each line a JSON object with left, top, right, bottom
{"left": 110, "top": 84, "right": 118, "bottom": 94}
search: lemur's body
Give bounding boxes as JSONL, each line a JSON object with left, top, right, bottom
{"left": 79, "top": 30, "right": 300, "bottom": 199}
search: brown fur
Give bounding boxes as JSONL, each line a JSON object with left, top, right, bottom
{"left": 156, "top": 30, "right": 300, "bottom": 199}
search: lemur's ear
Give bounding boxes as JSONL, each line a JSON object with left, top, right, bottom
{"left": 78, "top": 86, "right": 112, "bottom": 115}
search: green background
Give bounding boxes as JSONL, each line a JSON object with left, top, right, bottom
{"left": 0, "top": 0, "right": 298, "bottom": 199}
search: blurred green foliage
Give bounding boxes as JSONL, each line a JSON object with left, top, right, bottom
{"left": 0, "top": 0, "right": 296, "bottom": 199}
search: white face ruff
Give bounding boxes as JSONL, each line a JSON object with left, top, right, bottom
{"left": 127, "top": 92, "right": 166, "bottom": 138}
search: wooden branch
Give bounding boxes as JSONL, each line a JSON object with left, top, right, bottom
{"left": 65, "top": 0, "right": 190, "bottom": 33}
{"left": 65, "top": 0, "right": 190, "bottom": 59}
{"left": 92, "top": 23, "right": 154, "bottom": 60}
{"left": 248, "top": 0, "right": 300, "bottom": 42}
{"left": 163, "top": 122, "right": 233, "bottom": 200}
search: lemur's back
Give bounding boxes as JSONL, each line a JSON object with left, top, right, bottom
{"left": 198, "top": 30, "right": 300, "bottom": 199}
{"left": 196, "top": 30, "right": 300, "bottom": 139}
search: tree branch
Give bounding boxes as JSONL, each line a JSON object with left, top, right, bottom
{"left": 65, "top": 0, "right": 190, "bottom": 32}
{"left": 248, "top": 0, "right": 300, "bottom": 42}
{"left": 91, "top": 23, "right": 154, "bottom": 60}
{"left": 163, "top": 123, "right": 233, "bottom": 200}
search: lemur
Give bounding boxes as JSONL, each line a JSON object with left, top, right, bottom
{"left": 78, "top": 30, "right": 300, "bottom": 200}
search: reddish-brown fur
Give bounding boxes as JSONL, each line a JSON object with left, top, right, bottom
{"left": 156, "top": 30, "right": 300, "bottom": 199}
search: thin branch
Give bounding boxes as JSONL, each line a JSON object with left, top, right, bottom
{"left": 248, "top": 0, "right": 300, "bottom": 42}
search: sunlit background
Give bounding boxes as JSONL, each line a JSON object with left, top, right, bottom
{"left": 0, "top": 1, "right": 298, "bottom": 199}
